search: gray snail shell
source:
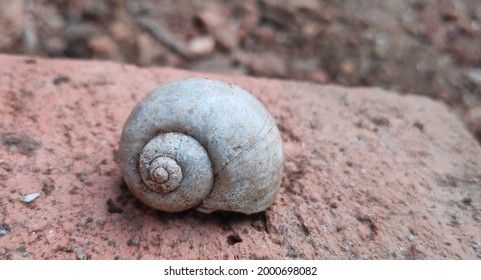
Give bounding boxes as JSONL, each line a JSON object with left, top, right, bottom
{"left": 119, "top": 78, "right": 284, "bottom": 214}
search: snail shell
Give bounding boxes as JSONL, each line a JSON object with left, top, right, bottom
{"left": 119, "top": 78, "right": 283, "bottom": 214}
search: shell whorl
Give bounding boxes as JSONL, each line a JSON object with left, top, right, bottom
{"left": 135, "top": 132, "right": 213, "bottom": 212}
{"left": 119, "top": 78, "right": 284, "bottom": 214}
{"left": 141, "top": 156, "right": 182, "bottom": 193}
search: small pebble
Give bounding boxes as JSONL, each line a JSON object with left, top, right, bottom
{"left": 0, "top": 224, "right": 10, "bottom": 236}
{"left": 188, "top": 36, "right": 215, "bottom": 57}
{"left": 22, "top": 193, "right": 40, "bottom": 203}
{"left": 467, "top": 68, "right": 481, "bottom": 85}
{"left": 76, "top": 248, "right": 87, "bottom": 260}
{"left": 407, "top": 232, "right": 416, "bottom": 241}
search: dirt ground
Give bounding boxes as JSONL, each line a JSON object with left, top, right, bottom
{"left": 1, "top": 0, "right": 481, "bottom": 142}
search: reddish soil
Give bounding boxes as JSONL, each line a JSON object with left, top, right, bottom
{"left": 0, "top": 55, "right": 480, "bottom": 259}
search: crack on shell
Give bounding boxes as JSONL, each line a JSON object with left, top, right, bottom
{"left": 214, "top": 117, "right": 275, "bottom": 177}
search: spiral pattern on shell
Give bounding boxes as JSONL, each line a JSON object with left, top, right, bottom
{"left": 119, "top": 78, "right": 284, "bottom": 214}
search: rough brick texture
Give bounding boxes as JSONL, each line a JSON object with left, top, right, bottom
{"left": 0, "top": 55, "right": 480, "bottom": 259}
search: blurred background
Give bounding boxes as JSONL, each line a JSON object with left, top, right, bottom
{"left": 1, "top": 0, "right": 481, "bottom": 143}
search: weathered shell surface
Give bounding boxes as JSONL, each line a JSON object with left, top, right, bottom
{"left": 119, "top": 78, "right": 284, "bottom": 214}
{"left": 138, "top": 132, "right": 213, "bottom": 211}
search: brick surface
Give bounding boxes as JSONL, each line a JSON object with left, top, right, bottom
{"left": 0, "top": 54, "right": 480, "bottom": 259}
